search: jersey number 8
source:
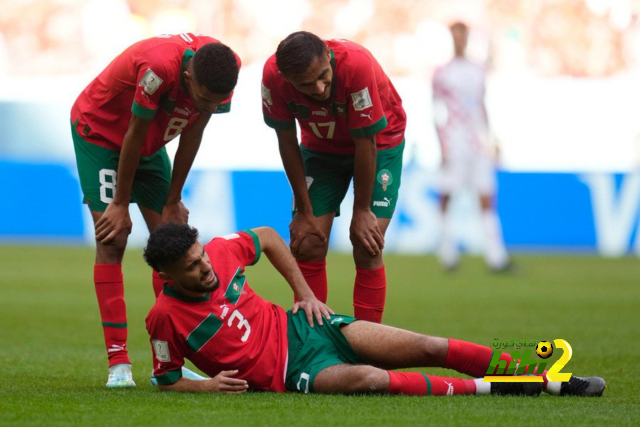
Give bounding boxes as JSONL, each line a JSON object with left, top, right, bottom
{"left": 164, "top": 117, "right": 189, "bottom": 141}
{"left": 99, "top": 169, "right": 117, "bottom": 203}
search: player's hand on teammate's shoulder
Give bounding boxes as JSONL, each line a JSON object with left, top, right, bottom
{"left": 349, "top": 209, "right": 384, "bottom": 256}
{"left": 206, "top": 370, "right": 249, "bottom": 394}
{"left": 293, "top": 296, "right": 335, "bottom": 327}
{"left": 161, "top": 201, "right": 189, "bottom": 225}
{"left": 95, "top": 202, "right": 132, "bottom": 244}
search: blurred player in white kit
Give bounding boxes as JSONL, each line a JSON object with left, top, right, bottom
{"left": 432, "top": 22, "right": 510, "bottom": 272}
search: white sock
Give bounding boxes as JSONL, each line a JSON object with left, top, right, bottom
{"left": 474, "top": 378, "right": 491, "bottom": 395}
{"left": 481, "top": 211, "right": 508, "bottom": 269}
{"left": 109, "top": 363, "right": 131, "bottom": 374}
{"left": 546, "top": 381, "right": 562, "bottom": 395}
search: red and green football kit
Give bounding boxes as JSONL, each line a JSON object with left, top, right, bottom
{"left": 261, "top": 38, "right": 406, "bottom": 155}
{"left": 71, "top": 33, "right": 240, "bottom": 157}
{"left": 261, "top": 39, "right": 406, "bottom": 324}
{"left": 146, "top": 231, "right": 289, "bottom": 392}
{"left": 144, "top": 230, "right": 510, "bottom": 395}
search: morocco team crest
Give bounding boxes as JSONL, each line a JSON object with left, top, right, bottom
{"left": 377, "top": 169, "right": 393, "bottom": 192}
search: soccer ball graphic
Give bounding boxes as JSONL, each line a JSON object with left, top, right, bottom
{"left": 536, "top": 341, "right": 553, "bottom": 359}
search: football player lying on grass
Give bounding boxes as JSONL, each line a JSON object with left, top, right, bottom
{"left": 143, "top": 223, "right": 605, "bottom": 397}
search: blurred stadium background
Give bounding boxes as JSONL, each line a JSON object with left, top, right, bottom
{"left": 1, "top": 0, "right": 640, "bottom": 256}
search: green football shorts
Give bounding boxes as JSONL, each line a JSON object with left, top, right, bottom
{"left": 295, "top": 140, "right": 405, "bottom": 219}
{"left": 71, "top": 120, "right": 171, "bottom": 214}
{"left": 285, "top": 310, "right": 361, "bottom": 393}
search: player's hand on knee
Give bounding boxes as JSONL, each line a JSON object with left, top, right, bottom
{"left": 289, "top": 213, "right": 326, "bottom": 258}
{"left": 207, "top": 370, "right": 248, "bottom": 393}
{"left": 350, "top": 210, "right": 384, "bottom": 256}
{"left": 161, "top": 201, "right": 189, "bottom": 225}
{"left": 95, "top": 202, "right": 132, "bottom": 244}
{"left": 293, "top": 297, "right": 335, "bottom": 327}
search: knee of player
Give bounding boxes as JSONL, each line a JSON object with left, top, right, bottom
{"left": 349, "top": 368, "right": 389, "bottom": 394}
{"left": 295, "top": 236, "right": 329, "bottom": 262}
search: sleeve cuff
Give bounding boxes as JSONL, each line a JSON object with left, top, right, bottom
{"left": 213, "top": 102, "right": 231, "bottom": 114}
{"left": 264, "top": 114, "right": 296, "bottom": 131}
{"left": 349, "top": 116, "right": 388, "bottom": 138}
{"left": 154, "top": 369, "right": 182, "bottom": 385}
{"left": 243, "top": 229, "right": 262, "bottom": 265}
{"left": 132, "top": 102, "right": 157, "bottom": 120}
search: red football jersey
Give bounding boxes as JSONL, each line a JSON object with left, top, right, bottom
{"left": 261, "top": 39, "right": 406, "bottom": 155}
{"left": 145, "top": 230, "right": 289, "bottom": 392}
{"left": 71, "top": 33, "right": 241, "bottom": 157}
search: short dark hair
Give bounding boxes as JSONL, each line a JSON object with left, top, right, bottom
{"left": 144, "top": 223, "right": 199, "bottom": 272}
{"left": 192, "top": 43, "right": 239, "bottom": 94}
{"left": 276, "top": 31, "right": 327, "bottom": 77}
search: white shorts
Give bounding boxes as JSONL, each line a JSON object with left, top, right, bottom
{"left": 439, "top": 152, "right": 496, "bottom": 195}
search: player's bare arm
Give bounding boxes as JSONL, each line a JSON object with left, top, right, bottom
{"left": 251, "top": 226, "right": 334, "bottom": 325}
{"left": 350, "top": 135, "right": 384, "bottom": 257}
{"left": 95, "top": 115, "right": 152, "bottom": 244}
{"left": 158, "top": 369, "right": 248, "bottom": 394}
{"left": 160, "top": 112, "right": 212, "bottom": 225}
{"left": 275, "top": 128, "right": 327, "bottom": 256}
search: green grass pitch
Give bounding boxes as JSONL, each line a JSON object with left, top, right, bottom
{"left": 1, "top": 246, "right": 639, "bottom": 426}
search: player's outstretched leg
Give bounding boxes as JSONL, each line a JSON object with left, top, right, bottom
{"left": 313, "top": 365, "right": 541, "bottom": 396}
{"left": 446, "top": 340, "right": 607, "bottom": 397}
{"left": 388, "top": 371, "right": 541, "bottom": 396}
{"left": 342, "top": 322, "right": 605, "bottom": 397}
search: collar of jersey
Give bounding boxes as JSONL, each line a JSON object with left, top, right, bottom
{"left": 163, "top": 282, "right": 210, "bottom": 302}
{"left": 330, "top": 49, "right": 335, "bottom": 70}
{"left": 180, "top": 49, "right": 196, "bottom": 89}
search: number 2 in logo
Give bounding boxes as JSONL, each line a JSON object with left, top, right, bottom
{"left": 546, "top": 339, "right": 573, "bottom": 382}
